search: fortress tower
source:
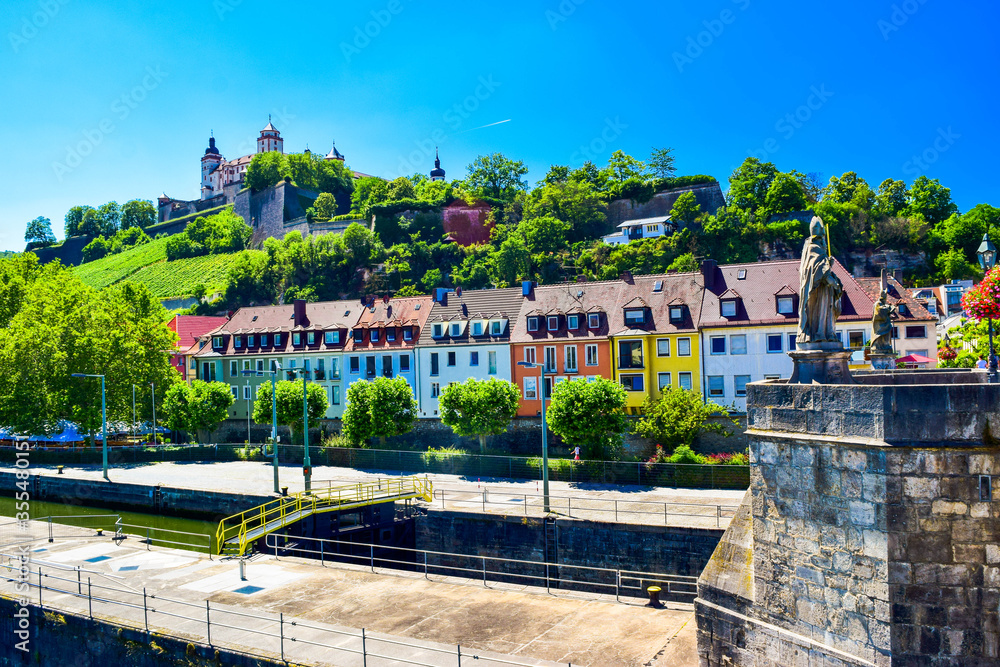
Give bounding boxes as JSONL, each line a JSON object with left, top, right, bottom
{"left": 200, "top": 135, "right": 223, "bottom": 200}
{"left": 257, "top": 116, "right": 283, "bottom": 154}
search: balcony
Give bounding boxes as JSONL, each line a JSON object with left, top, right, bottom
{"left": 314, "top": 370, "right": 326, "bottom": 381}
{"left": 618, "top": 356, "right": 644, "bottom": 370}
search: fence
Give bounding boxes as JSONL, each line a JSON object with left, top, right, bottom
{"left": 265, "top": 533, "right": 699, "bottom": 603}
{"left": 0, "top": 551, "right": 585, "bottom": 667}
{"left": 0, "top": 443, "right": 750, "bottom": 490}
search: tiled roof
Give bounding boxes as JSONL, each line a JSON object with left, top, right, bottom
{"left": 167, "top": 315, "right": 228, "bottom": 350}
{"left": 417, "top": 288, "right": 523, "bottom": 346}
{"left": 345, "top": 295, "right": 433, "bottom": 352}
{"left": 700, "top": 259, "right": 873, "bottom": 327}
{"left": 855, "top": 276, "right": 936, "bottom": 322}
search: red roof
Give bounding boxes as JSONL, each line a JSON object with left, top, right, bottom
{"left": 167, "top": 315, "right": 229, "bottom": 351}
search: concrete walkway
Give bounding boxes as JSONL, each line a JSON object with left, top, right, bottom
{"left": 1, "top": 522, "right": 699, "bottom": 666}
{"left": 8, "top": 461, "right": 745, "bottom": 529}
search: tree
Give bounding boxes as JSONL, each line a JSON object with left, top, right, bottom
{"left": 253, "top": 379, "right": 328, "bottom": 445}
{"left": 789, "top": 171, "right": 824, "bottom": 204}
{"left": 670, "top": 191, "right": 702, "bottom": 227}
{"left": 351, "top": 176, "right": 389, "bottom": 216}
{"left": 519, "top": 215, "right": 570, "bottom": 255}
{"left": 439, "top": 378, "right": 520, "bottom": 452}
{"left": 762, "top": 172, "right": 808, "bottom": 219}
{"left": 82, "top": 236, "right": 111, "bottom": 262}
{"left": 79, "top": 209, "right": 102, "bottom": 238}
{"left": 244, "top": 151, "right": 287, "bottom": 192}
{"left": 387, "top": 177, "right": 416, "bottom": 201}
{"left": 906, "top": 175, "right": 958, "bottom": 225}
{"left": 24, "top": 216, "right": 55, "bottom": 249}
{"left": 823, "top": 172, "right": 874, "bottom": 211}
{"left": 487, "top": 233, "right": 531, "bottom": 287}
{"left": 934, "top": 248, "right": 980, "bottom": 282}
{"left": 606, "top": 150, "right": 646, "bottom": 184}
{"left": 109, "top": 226, "right": 151, "bottom": 254}
{"left": 120, "top": 199, "right": 157, "bottom": 230}
{"left": 64, "top": 205, "right": 94, "bottom": 238}
{"left": 873, "top": 179, "right": 909, "bottom": 218}
{"left": 546, "top": 378, "right": 628, "bottom": 460}
{"left": 648, "top": 147, "right": 677, "bottom": 179}
{"left": 342, "top": 377, "right": 417, "bottom": 446}
{"left": 466, "top": 153, "right": 528, "bottom": 202}
{"left": 634, "top": 388, "right": 736, "bottom": 449}
{"left": 95, "top": 201, "right": 122, "bottom": 236}
{"left": 312, "top": 192, "right": 338, "bottom": 219}
{"left": 162, "top": 380, "right": 233, "bottom": 443}
{"left": 524, "top": 177, "right": 608, "bottom": 242}
{"left": 727, "top": 158, "right": 779, "bottom": 215}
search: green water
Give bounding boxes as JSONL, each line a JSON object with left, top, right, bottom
{"left": 0, "top": 497, "right": 218, "bottom": 553}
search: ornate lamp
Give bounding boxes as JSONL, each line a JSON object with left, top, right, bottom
{"left": 976, "top": 233, "right": 998, "bottom": 383}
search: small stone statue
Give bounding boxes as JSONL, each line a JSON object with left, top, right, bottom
{"left": 796, "top": 216, "right": 843, "bottom": 348}
{"left": 870, "top": 288, "right": 896, "bottom": 353}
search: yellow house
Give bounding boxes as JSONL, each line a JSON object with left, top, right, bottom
{"left": 608, "top": 272, "right": 705, "bottom": 413}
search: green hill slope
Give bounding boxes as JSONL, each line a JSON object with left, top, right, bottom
{"left": 73, "top": 237, "right": 239, "bottom": 299}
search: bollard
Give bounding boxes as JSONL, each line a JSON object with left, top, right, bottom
{"left": 239, "top": 558, "right": 247, "bottom": 581}
{"left": 88, "top": 577, "right": 92, "bottom": 618}
{"left": 645, "top": 585, "right": 664, "bottom": 609}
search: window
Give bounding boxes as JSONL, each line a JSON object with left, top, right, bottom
{"left": 905, "top": 326, "right": 927, "bottom": 339}
{"left": 620, "top": 374, "right": 644, "bottom": 391}
{"left": 544, "top": 346, "right": 557, "bottom": 372}
{"left": 307, "top": 332, "right": 315, "bottom": 345}
{"left": 849, "top": 331, "right": 866, "bottom": 349}
{"left": 349, "top": 356, "right": 360, "bottom": 374}
{"left": 430, "top": 353, "right": 439, "bottom": 376}
{"left": 403, "top": 328, "right": 413, "bottom": 341}
{"left": 710, "top": 336, "right": 726, "bottom": 355}
{"left": 470, "top": 351, "right": 479, "bottom": 366}
{"left": 735, "top": 375, "right": 750, "bottom": 398}
{"left": 431, "top": 382, "right": 441, "bottom": 398}
{"left": 721, "top": 300, "right": 737, "bottom": 317}
{"left": 527, "top": 317, "right": 540, "bottom": 332}
{"left": 370, "top": 329, "right": 380, "bottom": 342}
{"left": 230, "top": 386, "right": 238, "bottom": 398}
{"left": 491, "top": 320, "right": 502, "bottom": 335}
{"left": 777, "top": 297, "right": 794, "bottom": 315}
{"left": 568, "top": 315, "right": 580, "bottom": 330}
{"left": 907, "top": 349, "right": 929, "bottom": 358}
{"left": 331, "top": 358, "right": 341, "bottom": 379}
{"left": 677, "top": 338, "right": 691, "bottom": 356}
{"left": 274, "top": 333, "right": 281, "bottom": 345}
{"left": 352, "top": 329, "right": 364, "bottom": 343}
{"left": 835, "top": 331, "right": 843, "bottom": 343}
{"left": 624, "top": 309, "right": 645, "bottom": 325}
{"left": 737, "top": 268, "right": 747, "bottom": 280}
{"left": 366, "top": 356, "right": 376, "bottom": 377}
{"left": 730, "top": 334, "right": 747, "bottom": 355}
{"left": 472, "top": 321, "right": 483, "bottom": 336}
{"left": 525, "top": 347, "right": 536, "bottom": 364}
{"left": 243, "top": 385, "right": 251, "bottom": 400}
{"left": 331, "top": 386, "right": 340, "bottom": 405}
{"left": 261, "top": 334, "right": 269, "bottom": 347}
{"left": 657, "top": 339, "right": 670, "bottom": 357}
{"left": 619, "top": 340, "right": 643, "bottom": 369}
{"left": 243, "top": 360, "right": 251, "bottom": 371}
{"left": 669, "top": 306, "right": 684, "bottom": 323}
{"left": 325, "top": 331, "right": 340, "bottom": 345}
{"left": 565, "top": 346, "right": 577, "bottom": 372}
{"left": 898, "top": 304, "right": 909, "bottom": 316}
{"left": 547, "top": 316, "right": 559, "bottom": 331}
{"left": 488, "top": 351, "right": 497, "bottom": 375}
{"left": 707, "top": 375, "right": 725, "bottom": 397}
{"left": 447, "top": 351, "right": 456, "bottom": 367}
{"left": 386, "top": 328, "right": 395, "bottom": 342}
{"left": 248, "top": 335, "right": 255, "bottom": 347}
{"left": 213, "top": 336, "right": 223, "bottom": 349}
{"left": 586, "top": 344, "right": 598, "bottom": 366}
{"left": 892, "top": 326, "right": 899, "bottom": 339}
{"left": 788, "top": 334, "right": 797, "bottom": 351}
{"left": 767, "top": 334, "right": 783, "bottom": 353}
{"left": 433, "top": 323, "right": 444, "bottom": 338}
{"left": 293, "top": 332, "right": 301, "bottom": 346}
{"left": 588, "top": 313, "right": 600, "bottom": 329}
{"left": 190, "top": 359, "right": 197, "bottom": 369}
{"left": 523, "top": 377, "right": 537, "bottom": 400}
{"left": 399, "top": 355, "right": 410, "bottom": 372}
{"left": 230, "top": 361, "right": 238, "bottom": 377}
{"left": 679, "top": 372, "right": 692, "bottom": 390}
{"left": 764, "top": 374, "right": 781, "bottom": 381}
{"left": 543, "top": 377, "right": 552, "bottom": 399}
{"left": 235, "top": 336, "right": 243, "bottom": 349}
{"left": 657, "top": 373, "right": 671, "bottom": 391}
{"left": 450, "top": 323, "right": 461, "bottom": 336}
{"left": 383, "top": 355, "right": 393, "bottom": 376}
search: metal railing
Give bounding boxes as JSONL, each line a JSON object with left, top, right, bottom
{"left": 0, "top": 555, "right": 579, "bottom": 667}
{"left": 31, "top": 515, "right": 213, "bottom": 555}
{"left": 265, "top": 533, "right": 699, "bottom": 603}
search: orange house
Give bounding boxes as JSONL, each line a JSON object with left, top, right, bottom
{"left": 510, "top": 280, "right": 623, "bottom": 417}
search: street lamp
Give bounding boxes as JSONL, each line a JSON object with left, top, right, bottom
{"left": 244, "top": 363, "right": 282, "bottom": 494}
{"left": 71, "top": 373, "right": 108, "bottom": 480}
{"left": 150, "top": 383, "right": 157, "bottom": 444}
{"left": 302, "top": 371, "right": 311, "bottom": 495}
{"left": 517, "top": 360, "right": 550, "bottom": 513}
{"left": 978, "top": 232, "right": 998, "bottom": 383}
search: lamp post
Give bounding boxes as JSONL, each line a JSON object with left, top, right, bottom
{"left": 131, "top": 384, "right": 137, "bottom": 443}
{"left": 517, "top": 360, "right": 549, "bottom": 513}
{"left": 245, "top": 364, "right": 282, "bottom": 494}
{"left": 150, "top": 383, "right": 157, "bottom": 444}
{"left": 978, "top": 232, "right": 998, "bottom": 383}
{"left": 71, "top": 374, "right": 108, "bottom": 480}
{"left": 302, "top": 373, "right": 311, "bottom": 494}
{"left": 245, "top": 377, "right": 251, "bottom": 442}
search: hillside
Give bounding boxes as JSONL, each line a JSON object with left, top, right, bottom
{"left": 73, "top": 236, "right": 240, "bottom": 299}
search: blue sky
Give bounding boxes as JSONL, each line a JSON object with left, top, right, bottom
{"left": 1, "top": 0, "right": 998, "bottom": 250}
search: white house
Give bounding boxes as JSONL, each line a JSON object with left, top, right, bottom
{"left": 414, "top": 287, "right": 522, "bottom": 418}
{"left": 601, "top": 215, "right": 675, "bottom": 246}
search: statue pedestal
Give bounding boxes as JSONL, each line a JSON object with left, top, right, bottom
{"left": 788, "top": 348, "right": 854, "bottom": 384}
{"left": 868, "top": 350, "right": 896, "bottom": 370}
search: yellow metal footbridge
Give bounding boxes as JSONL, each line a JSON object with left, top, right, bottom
{"left": 215, "top": 476, "right": 432, "bottom": 557}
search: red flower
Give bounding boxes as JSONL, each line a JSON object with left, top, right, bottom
{"left": 962, "top": 267, "right": 1000, "bottom": 321}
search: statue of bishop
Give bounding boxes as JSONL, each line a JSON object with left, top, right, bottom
{"left": 796, "top": 216, "right": 843, "bottom": 347}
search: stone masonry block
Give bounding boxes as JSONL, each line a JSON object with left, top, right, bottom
{"left": 903, "top": 476, "right": 940, "bottom": 499}
{"left": 932, "top": 499, "right": 969, "bottom": 516}
{"left": 849, "top": 501, "right": 876, "bottom": 527}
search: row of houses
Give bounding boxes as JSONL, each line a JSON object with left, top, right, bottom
{"left": 172, "top": 259, "right": 937, "bottom": 423}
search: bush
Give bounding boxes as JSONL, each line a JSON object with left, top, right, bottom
{"left": 422, "top": 445, "right": 469, "bottom": 463}
{"left": 82, "top": 236, "right": 111, "bottom": 262}
{"left": 321, "top": 434, "right": 359, "bottom": 449}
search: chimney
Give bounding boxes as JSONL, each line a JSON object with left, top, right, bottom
{"left": 880, "top": 268, "right": 888, "bottom": 292}
{"left": 293, "top": 299, "right": 307, "bottom": 327}
{"left": 576, "top": 276, "right": 588, "bottom": 283}
{"left": 619, "top": 270, "right": 633, "bottom": 283}
{"left": 701, "top": 259, "right": 717, "bottom": 290}
{"left": 522, "top": 281, "right": 534, "bottom": 298}
{"left": 893, "top": 269, "right": 904, "bottom": 284}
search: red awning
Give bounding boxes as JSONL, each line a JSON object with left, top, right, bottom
{"left": 896, "top": 354, "right": 934, "bottom": 364}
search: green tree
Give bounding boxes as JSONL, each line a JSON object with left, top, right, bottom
{"left": 669, "top": 191, "right": 702, "bottom": 227}
{"left": 762, "top": 172, "right": 808, "bottom": 219}
{"left": 524, "top": 178, "right": 608, "bottom": 242}
{"left": 906, "top": 175, "right": 958, "bottom": 225}
{"left": 606, "top": 150, "right": 646, "bottom": 184}
{"left": 873, "top": 179, "right": 909, "bottom": 218}
{"left": 634, "top": 388, "right": 736, "bottom": 449}
{"left": 421, "top": 268, "right": 444, "bottom": 292}
{"left": 252, "top": 379, "right": 329, "bottom": 445}
{"left": 82, "top": 236, "right": 111, "bottom": 262}
{"left": 351, "top": 176, "right": 389, "bottom": 216}
{"left": 519, "top": 215, "right": 570, "bottom": 255}
{"left": 546, "top": 377, "right": 628, "bottom": 460}
{"left": 162, "top": 380, "right": 233, "bottom": 443}
{"left": 79, "top": 208, "right": 102, "bottom": 238}
{"left": 64, "top": 205, "right": 94, "bottom": 238}
{"left": 439, "top": 378, "right": 520, "bottom": 452}
{"left": 466, "top": 153, "right": 528, "bottom": 202}
{"left": 109, "top": 226, "right": 151, "bottom": 254}
{"left": 24, "top": 216, "right": 55, "bottom": 249}
{"left": 648, "top": 147, "right": 677, "bottom": 179}
{"left": 488, "top": 233, "right": 531, "bottom": 287}
{"left": 727, "top": 158, "right": 779, "bottom": 215}
{"left": 823, "top": 172, "right": 874, "bottom": 211}
{"left": 95, "top": 201, "right": 122, "bottom": 236}
{"left": 934, "top": 248, "right": 981, "bottom": 282}
{"left": 120, "top": 199, "right": 157, "bottom": 230}
{"left": 342, "top": 377, "right": 417, "bottom": 446}
{"left": 244, "top": 151, "right": 287, "bottom": 192}
{"left": 387, "top": 177, "right": 416, "bottom": 201}
{"left": 789, "top": 171, "right": 825, "bottom": 204}
{"left": 312, "top": 192, "right": 338, "bottom": 219}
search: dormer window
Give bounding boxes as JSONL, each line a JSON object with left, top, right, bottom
{"left": 274, "top": 333, "right": 281, "bottom": 345}
{"left": 234, "top": 336, "right": 243, "bottom": 349}
{"left": 371, "top": 329, "right": 380, "bottom": 342}
{"left": 491, "top": 320, "right": 503, "bottom": 335}
{"left": 450, "top": 323, "right": 461, "bottom": 336}
{"left": 386, "top": 328, "right": 396, "bottom": 342}
{"left": 669, "top": 306, "right": 684, "bottom": 323}
{"left": 293, "top": 332, "right": 302, "bottom": 346}
{"left": 527, "top": 317, "right": 540, "bottom": 332}
{"left": 248, "top": 335, "right": 255, "bottom": 347}
{"left": 547, "top": 316, "right": 559, "bottom": 331}
{"left": 212, "top": 336, "right": 223, "bottom": 349}
{"left": 353, "top": 329, "right": 364, "bottom": 343}
{"left": 325, "top": 331, "right": 339, "bottom": 345}
{"left": 624, "top": 309, "right": 645, "bottom": 325}
{"left": 568, "top": 315, "right": 580, "bottom": 330}
{"left": 588, "top": 313, "right": 600, "bottom": 329}
{"left": 403, "top": 328, "right": 413, "bottom": 341}
{"left": 721, "top": 300, "right": 737, "bottom": 317}
{"left": 307, "top": 332, "right": 316, "bottom": 345}
{"left": 777, "top": 297, "right": 794, "bottom": 315}
{"left": 433, "top": 323, "right": 444, "bottom": 338}
{"left": 898, "top": 304, "right": 908, "bottom": 316}
{"left": 472, "top": 321, "right": 483, "bottom": 336}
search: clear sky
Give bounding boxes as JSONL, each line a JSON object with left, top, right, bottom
{"left": 2, "top": 0, "right": 998, "bottom": 251}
